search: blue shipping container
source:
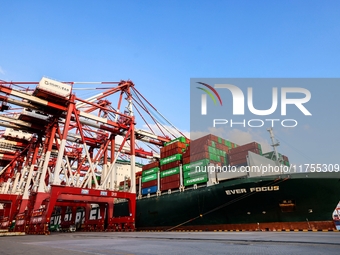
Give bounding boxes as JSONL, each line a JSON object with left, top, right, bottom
{"left": 141, "top": 185, "right": 158, "bottom": 195}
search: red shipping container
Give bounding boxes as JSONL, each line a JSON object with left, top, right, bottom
{"left": 160, "top": 141, "right": 187, "bottom": 154}
{"left": 216, "top": 143, "right": 229, "bottom": 152}
{"left": 228, "top": 148, "right": 260, "bottom": 162}
{"left": 142, "top": 161, "right": 160, "bottom": 171}
{"left": 220, "top": 156, "right": 225, "bottom": 163}
{"left": 160, "top": 160, "right": 181, "bottom": 171}
{"left": 161, "top": 180, "right": 180, "bottom": 191}
{"left": 183, "top": 145, "right": 190, "bottom": 155}
{"left": 119, "top": 179, "right": 131, "bottom": 186}
{"left": 160, "top": 147, "right": 184, "bottom": 158}
{"left": 191, "top": 144, "right": 213, "bottom": 155}
{"left": 183, "top": 156, "right": 226, "bottom": 165}
{"left": 141, "top": 180, "right": 158, "bottom": 188}
{"left": 182, "top": 149, "right": 190, "bottom": 159}
{"left": 182, "top": 157, "right": 191, "bottom": 164}
{"left": 190, "top": 139, "right": 212, "bottom": 149}
{"left": 161, "top": 173, "right": 180, "bottom": 184}
{"left": 230, "top": 159, "right": 248, "bottom": 166}
{"left": 190, "top": 140, "right": 229, "bottom": 155}
{"left": 229, "top": 142, "right": 259, "bottom": 155}
{"left": 190, "top": 152, "right": 210, "bottom": 162}
{"left": 193, "top": 134, "right": 215, "bottom": 142}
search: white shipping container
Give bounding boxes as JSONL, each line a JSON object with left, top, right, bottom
{"left": 21, "top": 108, "right": 49, "bottom": 121}
{"left": 37, "top": 77, "right": 72, "bottom": 98}
{"left": 4, "top": 128, "right": 33, "bottom": 141}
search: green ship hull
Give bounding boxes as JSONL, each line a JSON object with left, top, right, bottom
{"left": 116, "top": 172, "right": 340, "bottom": 230}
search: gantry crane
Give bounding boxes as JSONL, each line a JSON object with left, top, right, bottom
{"left": 0, "top": 77, "right": 184, "bottom": 234}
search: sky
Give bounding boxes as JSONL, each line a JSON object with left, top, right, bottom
{"left": 1, "top": 1, "right": 340, "bottom": 166}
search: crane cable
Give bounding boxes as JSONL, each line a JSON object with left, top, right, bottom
{"left": 132, "top": 87, "right": 187, "bottom": 138}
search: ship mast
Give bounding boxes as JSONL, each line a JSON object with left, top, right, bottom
{"left": 267, "top": 127, "right": 281, "bottom": 162}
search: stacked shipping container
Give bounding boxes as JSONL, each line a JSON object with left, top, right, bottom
{"left": 182, "top": 134, "right": 231, "bottom": 186}
{"left": 182, "top": 159, "right": 209, "bottom": 186}
{"left": 160, "top": 139, "right": 188, "bottom": 191}
{"left": 118, "top": 179, "right": 131, "bottom": 191}
{"left": 137, "top": 135, "right": 289, "bottom": 196}
{"left": 228, "top": 142, "right": 262, "bottom": 166}
{"left": 141, "top": 161, "right": 160, "bottom": 195}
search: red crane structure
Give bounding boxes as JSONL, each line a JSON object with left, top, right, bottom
{"left": 0, "top": 77, "right": 180, "bottom": 234}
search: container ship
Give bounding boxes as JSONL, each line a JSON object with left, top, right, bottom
{"left": 113, "top": 130, "right": 340, "bottom": 231}
{"left": 1, "top": 77, "right": 338, "bottom": 233}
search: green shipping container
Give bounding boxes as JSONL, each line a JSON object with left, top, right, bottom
{"left": 183, "top": 159, "right": 210, "bottom": 172}
{"left": 142, "top": 173, "right": 157, "bottom": 183}
{"left": 218, "top": 137, "right": 222, "bottom": 144}
{"left": 225, "top": 156, "right": 229, "bottom": 165}
{"left": 211, "top": 141, "right": 216, "bottom": 148}
{"left": 160, "top": 154, "right": 182, "bottom": 165}
{"left": 164, "top": 136, "right": 186, "bottom": 146}
{"left": 183, "top": 169, "right": 208, "bottom": 179}
{"left": 160, "top": 167, "right": 180, "bottom": 178}
{"left": 217, "top": 149, "right": 226, "bottom": 156}
{"left": 142, "top": 167, "right": 160, "bottom": 176}
{"left": 184, "top": 175, "right": 208, "bottom": 186}
{"left": 209, "top": 153, "right": 220, "bottom": 162}
{"left": 263, "top": 151, "right": 282, "bottom": 160}
{"left": 208, "top": 146, "right": 216, "bottom": 155}
{"left": 258, "top": 144, "right": 263, "bottom": 155}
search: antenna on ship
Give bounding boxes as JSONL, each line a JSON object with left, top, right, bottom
{"left": 267, "top": 127, "right": 281, "bottom": 162}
